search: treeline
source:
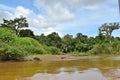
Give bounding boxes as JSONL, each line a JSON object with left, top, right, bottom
{"left": 19, "top": 23, "right": 120, "bottom": 55}
{"left": 0, "top": 16, "right": 120, "bottom": 60}
{"left": 35, "top": 32, "right": 120, "bottom": 54}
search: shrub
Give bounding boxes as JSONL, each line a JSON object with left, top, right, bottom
{"left": 0, "top": 41, "right": 26, "bottom": 60}
{"left": 0, "top": 28, "right": 17, "bottom": 45}
{"left": 0, "top": 28, "right": 48, "bottom": 60}
{"left": 89, "top": 41, "right": 120, "bottom": 55}
{"left": 15, "top": 37, "right": 47, "bottom": 54}
{"left": 49, "top": 46, "right": 60, "bottom": 55}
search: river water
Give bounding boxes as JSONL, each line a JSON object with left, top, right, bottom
{"left": 0, "top": 56, "right": 120, "bottom": 80}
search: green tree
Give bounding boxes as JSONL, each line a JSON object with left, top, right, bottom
{"left": 75, "top": 33, "right": 88, "bottom": 43}
{"left": 61, "top": 34, "right": 75, "bottom": 53}
{"left": 46, "top": 32, "right": 61, "bottom": 48}
{"left": 35, "top": 33, "right": 47, "bottom": 45}
{"left": 75, "top": 33, "right": 89, "bottom": 52}
{"left": 95, "top": 33, "right": 106, "bottom": 44}
{"left": 1, "top": 16, "right": 28, "bottom": 36}
{"left": 99, "top": 22, "right": 120, "bottom": 43}
{"left": 19, "top": 29, "right": 35, "bottom": 38}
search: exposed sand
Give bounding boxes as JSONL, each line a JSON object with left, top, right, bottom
{"left": 26, "top": 55, "right": 99, "bottom": 61}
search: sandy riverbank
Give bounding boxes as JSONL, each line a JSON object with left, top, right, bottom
{"left": 26, "top": 55, "right": 99, "bottom": 61}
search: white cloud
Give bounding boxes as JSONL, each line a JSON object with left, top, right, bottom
{"left": 84, "top": 5, "right": 99, "bottom": 10}
{"left": 0, "top": 11, "right": 11, "bottom": 22}
{"left": 34, "top": 0, "right": 107, "bottom": 22}
{"left": 0, "top": 0, "right": 119, "bottom": 37}
{"left": 47, "top": 7, "right": 75, "bottom": 22}
{"left": 0, "top": 4, "right": 57, "bottom": 35}
{"left": 14, "top": 6, "right": 31, "bottom": 17}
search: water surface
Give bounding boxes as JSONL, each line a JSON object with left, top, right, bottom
{"left": 0, "top": 56, "right": 120, "bottom": 80}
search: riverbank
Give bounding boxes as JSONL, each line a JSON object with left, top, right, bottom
{"left": 25, "top": 54, "right": 99, "bottom": 61}
{"left": 0, "top": 54, "right": 119, "bottom": 62}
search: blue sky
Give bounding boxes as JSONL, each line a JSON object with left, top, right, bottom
{"left": 0, "top": 0, "right": 120, "bottom": 37}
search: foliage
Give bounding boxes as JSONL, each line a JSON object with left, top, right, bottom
{"left": 0, "top": 27, "right": 17, "bottom": 44}
{"left": 15, "top": 37, "right": 47, "bottom": 54}
{"left": 46, "top": 32, "right": 62, "bottom": 48}
{"left": 89, "top": 40, "right": 120, "bottom": 54}
{"left": 1, "top": 19, "right": 120, "bottom": 60}
{"left": 49, "top": 46, "right": 60, "bottom": 55}
{"left": 0, "top": 40, "right": 26, "bottom": 60}
{"left": 61, "top": 34, "right": 75, "bottom": 53}
{"left": 19, "top": 29, "right": 35, "bottom": 38}
{"left": 0, "top": 16, "right": 28, "bottom": 36}
{"left": 99, "top": 22, "right": 120, "bottom": 43}
{"left": 35, "top": 33, "right": 47, "bottom": 45}
{"left": 34, "top": 22, "right": 120, "bottom": 55}
{"left": 0, "top": 27, "right": 50, "bottom": 60}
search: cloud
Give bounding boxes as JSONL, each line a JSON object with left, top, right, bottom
{"left": 0, "top": 11, "right": 11, "bottom": 22}
{"left": 0, "top": 4, "right": 57, "bottom": 35}
{"left": 34, "top": 0, "right": 107, "bottom": 22}
{"left": 14, "top": 6, "right": 31, "bottom": 17}
{"left": 0, "top": 0, "right": 119, "bottom": 37}
{"left": 34, "top": 0, "right": 119, "bottom": 37}
{"left": 0, "top": 4, "right": 14, "bottom": 21}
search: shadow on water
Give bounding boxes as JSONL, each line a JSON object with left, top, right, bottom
{"left": 0, "top": 56, "right": 120, "bottom": 80}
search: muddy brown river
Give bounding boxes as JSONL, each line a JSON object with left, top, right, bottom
{"left": 0, "top": 56, "right": 120, "bottom": 80}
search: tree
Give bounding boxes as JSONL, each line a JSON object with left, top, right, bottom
{"left": 75, "top": 33, "right": 88, "bottom": 43}
{"left": 99, "top": 23, "right": 120, "bottom": 43}
{"left": 35, "top": 33, "right": 47, "bottom": 45}
{"left": 19, "top": 29, "right": 35, "bottom": 38}
{"left": 75, "top": 33, "right": 89, "bottom": 52}
{"left": 1, "top": 16, "right": 28, "bottom": 36}
{"left": 61, "top": 34, "right": 75, "bottom": 53}
{"left": 95, "top": 33, "right": 106, "bottom": 44}
{"left": 46, "top": 32, "right": 62, "bottom": 48}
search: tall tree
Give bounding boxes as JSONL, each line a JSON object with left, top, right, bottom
{"left": 99, "top": 23, "right": 120, "bottom": 43}
{"left": 1, "top": 16, "right": 28, "bottom": 36}
{"left": 14, "top": 16, "right": 28, "bottom": 36}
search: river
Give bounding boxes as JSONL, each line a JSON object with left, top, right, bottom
{"left": 0, "top": 56, "right": 120, "bottom": 80}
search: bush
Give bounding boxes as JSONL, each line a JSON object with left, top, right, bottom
{"left": 0, "top": 27, "right": 50, "bottom": 60}
{"left": 111, "top": 40, "right": 120, "bottom": 54}
{"left": 15, "top": 37, "right": 47, "bottom": 54}
{"left": 89, "top": 40, "right": 120, "bottom": 55}
{"left": 0, "top": 41, "right": 26, "bottom": 60}
{"left": 0, "top": 28, "right": 17, "bottom": 45}
{"left": 49, "top": 46, "right": 60, "bottom": 55}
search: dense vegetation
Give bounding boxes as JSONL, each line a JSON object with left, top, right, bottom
{"left": 0, "top": 16, "right": 120, "bottom": 60}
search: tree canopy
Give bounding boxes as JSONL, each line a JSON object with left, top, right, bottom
{"left": 0, "top": 16, "right": 28, "bottom": 36}
{"left": 99, "top": 22, "right": 120, "bottom": 43}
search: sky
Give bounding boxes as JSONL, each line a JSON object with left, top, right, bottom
{"left": 0, "top": 0, "right": 120, "bottom": 37}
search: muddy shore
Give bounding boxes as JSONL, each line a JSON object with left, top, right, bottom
{"left": 26, "top": 55, "right": 99, "bottom": 61}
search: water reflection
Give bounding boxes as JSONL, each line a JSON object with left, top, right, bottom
{"left": 27, "top": 68, "right": 107, "bottom": 80}
{"left": 24, "top": 68, "right": 120, "bottom": 80}
{"left": 0, "top": 56, "right": 120, "bottom": 80}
